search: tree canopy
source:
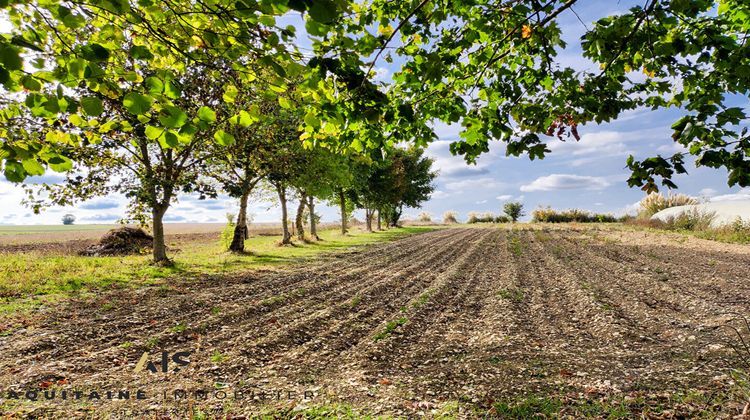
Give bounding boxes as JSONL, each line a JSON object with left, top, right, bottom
{"left": 1, "top": 0, "right": 749, "bottom": 193}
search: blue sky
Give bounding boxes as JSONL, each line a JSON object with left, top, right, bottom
{"left": 1, "top": 2, "right": 748, "bottom": 225}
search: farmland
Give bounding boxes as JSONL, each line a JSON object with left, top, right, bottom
{"left": 0, "top": 225, "right": 748, "bottom": 418}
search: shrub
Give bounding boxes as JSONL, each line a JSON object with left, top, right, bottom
{"left": 466, "top": 211, "right": 498, "bottom": 224}
{"left": 442, "top": 211, "right": 459, "bottom": 224}
{"left": 531, "top": 207, "right": 617, "bottom": 223}
{"left": 638, "top": 192, "right": 698, "bottom": 218}
{"left": 494, "top": 215, "right": 511, "bottom": 223}
{"left": 220, "top": 213, "right": 236, "bottom": 250}
{"left": 503, "top": 202, "right": 525, "bottom": 222}
{"left": 662, "top": 208, "right": 716, "bottom": 231}
{"left": 62, "top": 214, "right": 76, "bottom": 225}
{"left": 418, "top": 211, "right": 432, "bottom": 222}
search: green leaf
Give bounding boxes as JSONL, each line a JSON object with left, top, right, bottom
{"left": 68, "top": 114, "right": 86, "bottom": 127}
{"left": 81, "top": 96, "right": 104, "bottom": 116}
{"left": 0, "top": 45, "right": 22, "bottom": 70}
{"left": 3, "top": 161, "right": 25, "bottom": 182}
{"left": 21, "top": 159, "right": 45, "bottom": 176}
{"left": 278, "top": 96, "right": 292, "bottom": 109}
{"left": 248, "top": 104, "right": 261, "bottom": 120}
{"left": 158, "top": 131, "right": 179, "bottom": 148}
{"left": 304, "top": 110, "right": 321, "bottom": 129}
{"left": 123, "top": 93, "right": 153, "bottom": 115}
{"left": 198, "top": 106, "right": 217, "bottom": 123}
{"left": 81, "top": 43, "right": 110, "bottom": 62}
{"left": 308, "top": 0, "right": 338, "bottom": 23}
{"left": 235, "top": 110, "right": 257, "bottom": 127}
{"left": 48, "top": 155, "right": 73, "bottom": 172}
{"left": 223, "top": 84, "right": 238, "bottom": 103}
{"left": 159, "top": 105, "right": 188, "bottom": 128}
{"left": 164, "top": 80, "right": 181, "bottom": 99}
{"left": 145, "top": 77, "right": 164, "bottom": 95}
{"left": 21, "top": 76, "right": 42, "bottom": 91}
{"left": 130, "top": 45, "right": 154, "bottom": 60}
{"left": 0, "top": 66, "right": 9, "bottom": 85}
{"left": 213, "top": 130, "right": 235, "bottom": 146}
{"left": 305, "top": 20, "right": 329, "bottom": 37}
{"left": 145, "top": 125, "right": 164, "bottom": 140}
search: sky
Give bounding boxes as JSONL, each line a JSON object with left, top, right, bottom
{"left": 1, "top": 2, "right": 749, "bottom": 225}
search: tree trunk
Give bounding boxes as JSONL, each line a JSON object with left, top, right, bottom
{"left": 277, "top": 184, "right": 292, "bottom": 245}
{"left": 365, "top": 208, "right": 373, "bottom": 232}
{"left": 338, "top": 189, "right": 347, "bottom": 235}
{"left": 377, "top": 210, "right": 382, "bottom": 230}
{"left": 295, "top": 191, "right": 307, "bottom": 241}
{"left": 152, "top": 206, "right": 169, "bottom": 264}
{"left": 388, "top": 205, "right": 403, "bottom": 228}
{"left": 308, "top": 196, "right": 320, "bottom": 240}
{"left": 229, "top": 190, "right": 250, "bottom": 252}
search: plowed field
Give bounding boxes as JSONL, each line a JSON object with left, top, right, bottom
{"left": 1, "top": 226, "right": 749, "bottom": 418}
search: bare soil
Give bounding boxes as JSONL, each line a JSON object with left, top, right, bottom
{"left": 0, "top": 227, "right": 749, "bottom": 418}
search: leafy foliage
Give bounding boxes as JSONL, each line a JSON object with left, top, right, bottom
{"left": 503, "top": 201, "right": 525, "bottom": 222}
{"left": 531, "top": 207, "right": 618, "bottom": 223}
{"left": 467, "top": 212, "right": 509, "bottom": 224}
{"left": 61, "top": 213, "right": 75, "bottom": 225}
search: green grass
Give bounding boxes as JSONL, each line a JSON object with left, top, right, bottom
{"left": 507, "top": 233, "right": 524, "bottom": 256}
{"left": 498, "top": 287, "right": 525, "bottom": 303}
{"left": 255, "top": 403, "right": 382, "bottom": 419}
{"left": 373, "top": 317, "right": 408, "bottom": 341}
{"left": 210, "top": 350, "right": 225, "bottom": 363}
{"left": 170, "top": 322, "right": 187, "bottom": 333}
{"left": 0, "top": 226, "right": 435, "bottom": 316}
{"left": 489, "top": 391, "right": 736, "bottom": 418}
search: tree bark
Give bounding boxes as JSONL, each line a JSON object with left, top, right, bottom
{"left": 308, "top": 195, "right": 320, "bottom": 240}
{"left": 229, "top": 189, "right": 250, "bottom": 252}
{"left": 338, "top": 189, "right": 347, "bottom": 235}
{"left": 295, "top": 190, "right": 307, "bottom": 241}
{"left": 377, "top": 210, "right": 382, "bottom": 230}
{"left": 152, "top": 205, "right": 169, "bottom": 264}
{"left": 277, "top": 183, "right": 292, "bottom": 245}
{"left": 365, "top": 208, "right": 373, "bottom": 232}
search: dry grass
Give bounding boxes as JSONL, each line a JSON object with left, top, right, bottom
{"left": 638, "top": 192, "right": 699, "bottom": 218}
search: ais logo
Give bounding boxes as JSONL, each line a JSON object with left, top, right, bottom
{"left": 134, "top": 351, "right": 191, "bottom": 373}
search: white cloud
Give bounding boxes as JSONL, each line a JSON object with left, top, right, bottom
{"left": 373, "top": 66, "right": 390, "bottom": 81}
{"left": 520, "top": 174, "right": 610, "bottom": 192}
{"left": 475, "top": 200, "right": 487, "bottom": 204}
{"left": 495, "top": 194, "right": 513, "bottom": 201}
{"left": 445, "top": 177, "right": 501, "bottom": 191}
{"left": 425, "top": 140, "right": 492, "bottom": 178}
{"left": 656, "top": 143, "right": 688, "bottom": 154}
{"left": 431, "top": 190, "right": 450, "bottom": 199}
{"left": 710, "top": 189, "right": 750, "bottom": 202}
{"left": 547, "top": 131, "right": 636, "bottom": 167}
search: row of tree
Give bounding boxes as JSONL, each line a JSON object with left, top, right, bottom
{"left": 23, "top": 65, "right": 436, "bottom": 263}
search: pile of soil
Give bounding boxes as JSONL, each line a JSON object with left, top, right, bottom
{"left": 79, "top": 226, "right": 153, "bottom": 256}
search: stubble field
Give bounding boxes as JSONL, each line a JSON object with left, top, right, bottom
{"left": 0, "top": 226, "right": 749, "bottom": 418}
